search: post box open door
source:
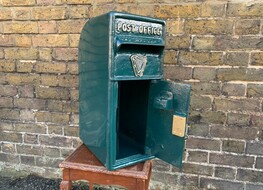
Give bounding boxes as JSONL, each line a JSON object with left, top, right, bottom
{"left": 78, "top": 11, "right": 191, "bottom": 170}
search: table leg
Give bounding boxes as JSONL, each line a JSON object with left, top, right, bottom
{"left": 60, "top": 180, "right": 72, "bottom": 190}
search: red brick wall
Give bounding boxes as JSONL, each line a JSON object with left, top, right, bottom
{"left": 0, "top": 0, "right": 262, "bottom": 189}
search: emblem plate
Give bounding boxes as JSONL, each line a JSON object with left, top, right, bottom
{"left": 130, "top": 54, "right": 147, "bottom": 77}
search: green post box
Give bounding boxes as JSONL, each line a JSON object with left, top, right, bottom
{"left": 78, "top": 11, "right": 191, "bottom": 170}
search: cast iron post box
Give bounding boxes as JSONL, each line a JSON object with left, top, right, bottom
{"left": 78, "top": 11, "right": 191, "bottom": 170}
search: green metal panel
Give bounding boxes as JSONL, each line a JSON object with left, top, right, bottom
{"left": 78, "top": 13, "right": 110, "bottom": 166}
{"left": 146, "top": 80, "right": 191, "bottom": 168}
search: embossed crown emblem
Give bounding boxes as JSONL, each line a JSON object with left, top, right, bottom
{"left": 130, "top": 54, "right": 147, "bottom": 77}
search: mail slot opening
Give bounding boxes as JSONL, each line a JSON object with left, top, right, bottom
{"left": 117, "top": 44, "right": 163, "bottom": 54}
{"left": 116, "top": 80, "right": 150, "bottom": 160}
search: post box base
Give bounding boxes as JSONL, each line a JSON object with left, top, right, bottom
{"left": 59, "top": 144, "right": 152, "bottom": 190}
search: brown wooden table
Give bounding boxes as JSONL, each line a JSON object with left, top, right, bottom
{"left": 59, "top": 144, "right": 152, "bottom": 190}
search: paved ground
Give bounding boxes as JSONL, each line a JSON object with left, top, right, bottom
{"left": 0, "top": 174, "right": 89, "bottom": 190}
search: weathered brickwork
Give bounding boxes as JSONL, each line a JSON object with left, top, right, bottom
{"left": 0, "top": 0, "right": 262, "bottom": 189}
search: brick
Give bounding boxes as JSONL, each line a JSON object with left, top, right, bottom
{"left": 16, "top": 61, "right": 34, "bottom": 73}
{"left": 251, "top": 115, "right": 263, "bottom": 128}
{"left": 46, "top": 100, "right": 68, "bottom": 112}
{"left": 67, "top": 6, "right": 89, "bottom": 19}
{"left": 201, "top": 1, "right": 226, "bottom": 17}
{"left": 222, "top": 140, "right": 245, "bottom": 154}
{"left": 164, "top": 66, "right": 192, "bottom": 81}
{"left": 188, "top": 151, "right": 207, "bottom": 163}
{"left": 227, "top": 113, "right": 250, "bottom": 126}
{"left": 246, "top": 183, "right": 263, "bottom": 190}
{"left": 47, "top": 125, "right": 63, "bottom": 135}
{"left": 166, "top": 35, "right": 191, "bottom": 50}
{"left": 152, "top": 159, "right": 170, "bottom": 172}
{"left": 256, "top": 157, "right": 263, "bottom": 169}
{"left": 24, "top": 133, "right": 38, "bottom": 144}
{"left": 221, "top": 83, "right": 246, "bottom": 97}
{"left": 2, "top": 0, "right": 36, "bottom": 6}
{"left": 235, "top": 19, "right": 261, "bottom": 35}
{"left": 17, "top": 144, "right": 43, "bottom": 156}
{"left": 43, "top": 147, "right": 60, "bottom": 157}
{"left": 39, "top": 48, "right": 52, "bottom": 61}
{"left": 17, "top": 86, "right": 34, "bottom": 98}
{"left": 215, "top": 167, "right": 236, "bottom": 180}
{"left": 32, "top": 34, "right": 68, "bottom": 47}
{"left": 13, "top": 7, "right": 31, "bottom": 20}
{"left": 188, "top": 123, "right": 209, "bottom": 137}
{"left": 200, "top": 111, "right": 226, "bottom": 125}
{"left": 116, "top": 4, "right": 154, "bottom": 18}
{"left": 0, "top": 153, "right": 20, "bottom": 164}
{"left": 210, "top": 125, "right": 258, "bottom": 140}
{"left": 40, "top": 75, "right": 58, "bottom": 86}
{"left": 227, "top": 2, "right": 263, "bottom": 17}
{"left": 189, "top": 82, "right": 221, "bottom": 96}
{"left": 154, "top": 4, "right": 201, "bottom": 18}
{"left": 14, "top": 98, "right": 46, "bottom": 110}
{"left": 193, "top": 67, "right": 216, "bottom": 81}
{"left": 247, "top": 68, "right": 263, "bottom": 81}
{"left": 21, "top": 155, "right": 35, "bottom": 165}
{"left": 151, "top": 172, "right": 178, "bottom": 186}
{"left": 0, "top": 97, "right": 13, "bottom": 108}
{"left": 192, "top": 36, "right": 215, "bottom": 50}
{"left": 36, "top": 111, "right": 70, "bottom": 124}
{"left": 39, "top": 135, "right": 72, "bottom": 147}
{"left": 217, "top": 68, "right": 247, "bottom": 82}
{"left": 185, "top": 19, "right": 233, "bottom": 34}
{"left": 186, "top": 137, "right": 220, "bottom": 151}
{"left": 2, "top": 143, "right": 16, "bottom": 153}
{"left": 214, "top": 98, "right": 261, "bottom": 112}
{"left": 35, "top": 62, "right": 67, "bottom": 74}
{"left": 61, "top": 148, "right": 74, "bottom": 158}
{"left": 237, "top": 169, "right": 263, "bottom": 183}
{"left": 0, "top": 109, "right": 20, "bottom": 120}
{"left": 3, "top": 22, "right": 38, "bottom": 34}
{"left": 190, "top": 95, "right": 212, "bottom": 111}
{"left": 0, "top": 8, "right": 12, "bottom": 20}
{"left": 226, "top": 52, "right": 249, "bottom": 66}
{"left": 0, "top": 60, "right": 16, "bottom": 72}
{"left": 36, "top": 0, "right": 56, "bottom": 5}
{"left": 32, "top": 7, "right": 66, "bottom": 20}
{"left": 64, "top": 126, "right": 79, "bottom": 137}
{"left": 0, "top": 131, "right": 22, "bottom": 143}
{"left": 0, "top": 85, "right": 17, "bottom": 96}
{"left": 59, "top": 0, "right": 92, "bottom": 4}
{"left": 52, "top": 48, "right": 78, "bottom": 61}
{"left": 20, "top": 109, "right": 35, "bottom": 121}
{"left": 182, "top": 163, "right": 213, "bottom": 176}
{"left": 38, "top": 21, "right": 57, "bottom": 34}
{"left": 164, "top": 50, "right": 177, "bottom": 64}
{"left": 58, "top": 75, "right": 78, "bottom": 88}
{"left": 35, "top": 86, "right": 69, "bottom": 100}
{"left": 15, "top": 123, "right": 46, "bottom": 134}
{"left": 177, "top": 174, "right": 198, "bottom": 187}
{"left": 57, "top": 20, "right": 85, "bottom": 34}
{"left": 70, "top": 114, "right": 79, "bottom": 125}
{"left": 69, "top": 34, "right": 80, "bottom": 47}
{"left": 91, "top": 4, "right": 115, "bottom": 17}
{"left": 210, "top": 153, "right": 254, "bottom": 167}
{"left": 246, "top": 142, "right": 263, "bottom": 155}
{"left": 200, "top": 178, "right": 244, "bottom": 190}
{"left": 0, "top": 35, "right": 15, "bottom": 46}
{"left": 15, "top": 35, "right": 32, "bottom": 47}
{"left": 166, "top": 19, "right": 184, "bottom": 35}
{"left": 5, "top": 48, "right": 38, "bottom": 60}
{"left": 179, "top": 51, "right": 224, "bottom": 66}
{"left": 0, "top": 122, "right": 14, "bottom": 131}
{"left": 251, "top": 52, "right": 263, "bottom": 66}
{"left": 70, "top": 89, "right": 78, "bottom": 101}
